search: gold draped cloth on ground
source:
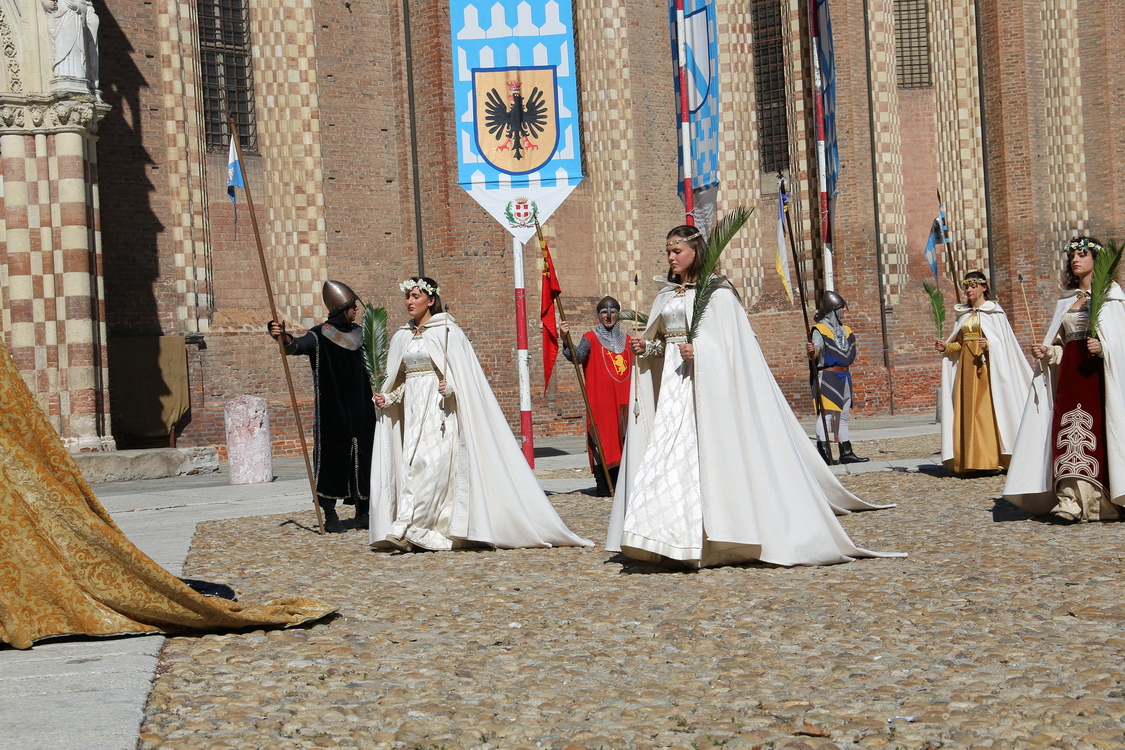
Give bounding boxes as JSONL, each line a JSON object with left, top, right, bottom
{"left": 0, "top": 339, "right": 334, "bottom": 650}
{"left": 946, "top": 313, "right": 1003, "bottom": 472}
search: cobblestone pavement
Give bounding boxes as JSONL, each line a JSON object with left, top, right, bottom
{"left": 139, "top": 435, "right": 1125, "bottom": 750}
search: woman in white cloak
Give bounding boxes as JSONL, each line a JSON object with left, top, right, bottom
{"left": 1003, "top": 237, "right": 1125, "bottom": 523}
{"left": 606, "top": 226, "right": 904, "bottom": 569}
{"left": 370, "top": 277, "right": 592, "bottom": 551}
{"left": 934, "top": 271, "right": 1033, "bottom": 473}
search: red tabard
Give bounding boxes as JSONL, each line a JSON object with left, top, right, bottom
{"left": 581, "top": 331, "right": 633, "bottom": 470}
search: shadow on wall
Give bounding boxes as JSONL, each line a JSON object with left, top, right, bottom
{"left": 93, "top": 0, "right": 179, "bottom": 448}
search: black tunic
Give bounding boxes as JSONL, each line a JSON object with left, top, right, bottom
{"left": 289, "top": 325, "right": 376, "bottom": 503}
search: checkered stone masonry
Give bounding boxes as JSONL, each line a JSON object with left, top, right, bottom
{"left": 573, "top": 0, "right": 644, "bottom": 314}
{"left": 249, "top": 0, "right": 328, "bottom": 328}
{"left": 158, "top": 0, "right": 212, "bottom": 334}
{"left": 1, "top": 128, "right": 112, "bottom": 451}
{"left": 1039, "top": 0, "right": 1089, "bottom": 243}
{"left": 931, "top": 0, "right": 990, "bottom": 276}
{"left": 867, "top": 0, "right": 908, "bottom": 304}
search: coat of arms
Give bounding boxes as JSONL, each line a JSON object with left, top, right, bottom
{"left": 474, "top": 66, "right": 559, "bottom": 174}
{"left": 505, "top": 197, "right": 538, "bottom": 229}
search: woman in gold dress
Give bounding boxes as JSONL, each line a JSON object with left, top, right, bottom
{"left": 934, "top": 271, "right": 1033, "bottom": 473}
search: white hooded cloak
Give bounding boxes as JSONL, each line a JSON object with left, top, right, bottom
{"left": 606, "top": 281, "right": 903, "bottom": 567}
{"left": 369, "top": 313, "right": 593, "bottom": 549}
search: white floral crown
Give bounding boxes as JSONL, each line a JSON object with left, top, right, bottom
{"left": 1065, "top": 237, "right": 1103, "bottom": 255}
{"left": 399, "top": 279, "right": 440, "bottom": 295}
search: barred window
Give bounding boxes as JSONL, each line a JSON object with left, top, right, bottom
{"left": 894, "top": 0, "right": 932, "bottom": 88}
{"left": 198, "top": 0, "right": 257, "bottom": 151}
{"left": 751, "top": 0, "right": 789, "bottom": 174}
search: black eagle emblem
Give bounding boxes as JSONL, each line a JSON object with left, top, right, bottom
{"left": 483, "top": 82, "right": 548, "bottom": 160}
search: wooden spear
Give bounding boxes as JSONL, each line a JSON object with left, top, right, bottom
{"left": 534, "top": 220, "right": 616, "bottom": 496}
{"left": 229, "top": 116, "right": 325, "bottom": 535}
{"left": 780, "top": 176, "right": 834, "bottom": 447}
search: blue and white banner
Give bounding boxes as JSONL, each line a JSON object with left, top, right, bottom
{"left": 450, "top": 0, "right": 583, "bottom": 243}
{"left": 670, "top": 0, "right": 719, "bottom": 212}
{"left": 816, "top": 0, "right": 839, "bottom": 200}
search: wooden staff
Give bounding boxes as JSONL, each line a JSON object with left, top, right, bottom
{"left": 632, "top": 273, "right": 641, "bottom": 425}
{"left": 534, "top": 221, "right": 615, "bottom": 495}
{"left": 441, "top": 303, "right": 450, "bottom": 436}
{"left": 230, "top": 117, "right": 325, "bottom": 535}
{"left": 938, "top": 191, "right": 962, "bottom": 304}
{"left": 780, "top": 177, "right": 833, "bottom": 445}
{"left": 1017, "top": 273, "right": 1041, "bottom": 371}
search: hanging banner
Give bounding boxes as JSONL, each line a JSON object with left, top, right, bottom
{"left": 451, "top": 0, "right": 584, "bottom": 243}
{"left": 816, "top": 0, "right": 839, "bottom": 201}
{"left": 670, "top": 0, "right": 720, "bottom": 230}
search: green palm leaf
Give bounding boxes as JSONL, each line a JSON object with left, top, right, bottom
{"left": 362, "top": 303, "right": 389, "bottom": 390}
{"left": 687, "top": 206, "right": 754, "bottom": 342}
{"left": 922, "top": 281, "right": 946, "bottom": 339}
{"left": 617, "top": 309, "right": 648, "bottom": 327}
{"left": 1090, "top": 240, "right": 1123, "bottom": 339}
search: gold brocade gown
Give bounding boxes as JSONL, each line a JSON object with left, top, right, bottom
{"left": 944, "top": 311, "right": 1004, "bottom": 472}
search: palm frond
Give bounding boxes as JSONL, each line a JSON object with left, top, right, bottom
{"left": 362, "top": 303, "right": 389, "bottom": 390}
{"left": 922, "top": 281, "right": 946, "bottom": 339}
{"left": 687, "top": 206, "right": 754, "bottom": 342}
{"left": 617, "top": 309, "right": 649, "bottom": 327}
{"left": 1090, "top": 240, "right": 1123, "bottom": 339}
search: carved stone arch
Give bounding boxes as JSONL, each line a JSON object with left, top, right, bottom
{"left": 0, "top": 0, "right": 26, "bottom": 94}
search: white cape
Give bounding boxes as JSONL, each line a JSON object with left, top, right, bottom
{"left": 369, "top": 313, "right": 592, "bottom": 549}
{"left": 939, "top": 301, "right": 1034, "bottom": 465}
{"left": 1003, "top": 283, "right": 1125, "bottom": 512}
{"left": 606, "top": 282, "right": 902, "bottom": 567}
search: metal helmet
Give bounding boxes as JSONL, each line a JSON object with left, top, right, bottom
{"left": 322, "top": 280, "right": 360, "bottom": 317}
{"left": 815, "top": 290, "right": 847, "bottom": 321}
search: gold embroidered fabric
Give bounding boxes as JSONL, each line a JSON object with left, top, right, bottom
{"left": 0, "top": 340, "right": 335, "bottom": 650}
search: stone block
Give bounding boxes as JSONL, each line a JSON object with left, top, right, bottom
{"left": 177, "top": 446, "right": 219, "bottom": 476}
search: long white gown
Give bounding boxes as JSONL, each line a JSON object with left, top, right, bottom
{"left": 370, "top": 313, "right": 593, "bottom": 550}
{"left": 607, "top": 280, "right": 903, "bottom": 568}
{"left": 384, "top": 334, "right": 460, "bottom": 549}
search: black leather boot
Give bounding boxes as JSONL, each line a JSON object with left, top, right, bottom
{"left": 319, "top": 500, "right": 346, "bottom": 533}
{"left": 838, "top": 441, "right": 869, "bottom": 464}
{"left": 816, "top": 440, "right": 836, "bottom": 466}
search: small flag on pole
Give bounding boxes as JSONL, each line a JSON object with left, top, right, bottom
{"left": 227, "top": 135, "right": 245, "bottom": 234}
{"left": 540, "top": 243, "right": 563, "bottom": 392}
{"left": 775, "top": 191, "right": 794, "bottom": 304}
{"left": 922, "top": 209, "right": 949, "bottom": 278}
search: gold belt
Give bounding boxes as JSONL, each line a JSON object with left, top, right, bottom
{"left": 665, "top": 328, "right": 688, "bottom": 343}
{"left": 1063, "top": 330, "right": 1089, "bottom": 344}
{"left": 962, "top": 332, "right": 981, "bottom": 341}
{"left": 405, "top": 363, "right": 435, "bottom": 377}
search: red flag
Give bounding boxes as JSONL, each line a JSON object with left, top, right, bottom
{"left": 541, "top": 243, "right": 563, "bottom": 392}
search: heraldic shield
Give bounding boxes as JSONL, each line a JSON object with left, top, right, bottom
{"left": 473, "top": 66, "right": 559, "bottom": 175}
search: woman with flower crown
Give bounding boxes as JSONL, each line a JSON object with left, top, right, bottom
{"left": 368, "top": 277, "right": 592, "bottom": 551}
{"left": 1004, "top": 236, "right": 1125, "bottom": 523}
{"left": 933, "top": 270, "right": 1033, "bottom": 474}
{"left": 605, "top": 226, "right": 903, "bottom": 569}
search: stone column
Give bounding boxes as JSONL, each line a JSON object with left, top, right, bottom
{"left": 224, "top": 395, "right": 273, "bottom": 485}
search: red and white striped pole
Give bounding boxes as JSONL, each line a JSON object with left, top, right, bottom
{"left": 512, "top": 236, "right": 535, "bottom": 466}
{"left": 675, "top": 0, "right": 695, "bottom": 225}
{"left": 810, "top": 0, "right": 834, "bottom": 288}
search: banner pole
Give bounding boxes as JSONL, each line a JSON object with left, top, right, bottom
{"left": 230, "top": 117, "right": 325, "bottom": 535}
{"left": 534, "top": 221, "right": 614, "bottom": 494}
{"left": 675, "top": 0, "right": 695, "bottom": 225}
{"left": 512, "top": 235, "right": 535, "bottom": 467}
{"left": 810, "top": 0, "right": 833, "bottom": 289}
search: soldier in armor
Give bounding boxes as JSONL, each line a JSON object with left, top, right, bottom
{"left": 806, "top": 291, "right": 869, "bottom": 465}
{"left": 269, "top": 281, "right": 377, "bottom": 532}
{"left": 560, "top": 296, "right": 634, "bottom": 496}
